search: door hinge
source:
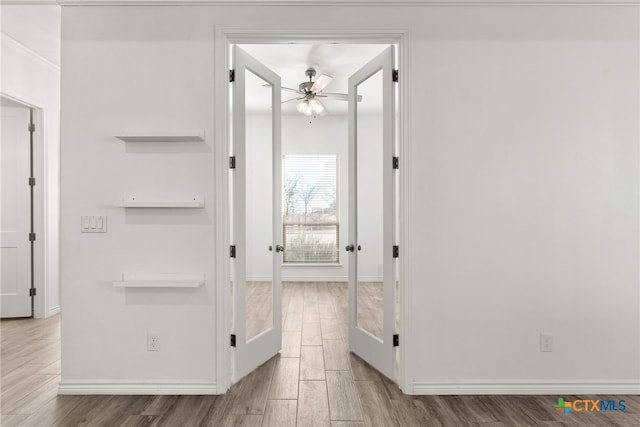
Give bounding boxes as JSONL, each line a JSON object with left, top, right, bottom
{"left": 392, "top": 156, "right": 399, "bottom": 170}
{"left": 392, "top": 69, "right": 399, "bottom": 83}
{"left": 230, "top": 334, "right": 236, "bottom": 347}
{"left": 29, "top": 288, "right": 36, "bottom": 297}
{"left": 229, "top": 156, "right": 236, "bottom": 169}
{"left": 28, "top": 123, "right": 36, "bottom": 133}
{"left": 229, "top": 69, "right": 235, "bottom": 82}
{"left": 393, "top": 334, "right": 399, "bottom": 347}
{"left": 28, "top": 177, "right": 36, "bottom": 186}
{"left": 29, "top": 233, "right": 36, "bottom": 242}
{"left": 393, "top": 245, "right": 399, "bottom": 258}
{"left": 230, "top": 245, "right": 236, "bottom": 258}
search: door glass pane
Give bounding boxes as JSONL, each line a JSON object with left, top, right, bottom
{"left": 245, "top": 68, "right": 274, "bottom": 341}
{"left": 356, "top": 69, "right": 384, "bottom": 340}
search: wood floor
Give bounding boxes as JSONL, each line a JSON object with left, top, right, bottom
{"left": 2, "top": 282, "right": 639, "bottom": 426}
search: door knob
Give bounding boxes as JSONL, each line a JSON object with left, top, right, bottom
{"left": 345, "top": 244, "right": 355, "bottom": 252}
{"left": 275, "top": 245, "right": 285, "bottom": 253}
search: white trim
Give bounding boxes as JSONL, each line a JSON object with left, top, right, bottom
{"left": 397, "top": 29, "right": 413, "bottom": 396}
{"left": 412, "top": 381, "right": 640, "bottom": 395}
{"left": 55, "top": 1, "right": 640, "bottom": 7}
{"left": 0, "top": 33, "right": 60, "bottom": 73}
{"left": 214, "top": 25, "right": 232, "bottom": 396}
{"left": 58, "top": 381, "right": 217, "bottom": 395}
{"left": 215, "top": 25, "right": 410, "bottom": 394}
{"left": 48, "top": 305, "right": 61, "bottom": 316}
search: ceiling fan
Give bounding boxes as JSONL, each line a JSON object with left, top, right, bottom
{"left": 280, "top": 68, "right": 362, "bottom": 117}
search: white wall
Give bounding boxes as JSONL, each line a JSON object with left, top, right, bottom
{"left": 60, "top": 4, "right": 639, "bottom": 394}
{"left": 1, "top": 6, "right": 61, "bottom": 318}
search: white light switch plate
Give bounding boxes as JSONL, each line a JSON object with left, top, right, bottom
{"left": 81, "top": 215, "right": 107, "bottom": 233}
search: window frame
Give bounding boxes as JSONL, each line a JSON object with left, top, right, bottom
{"left": 282, "top": 154, "right": 340, "bottom": 265}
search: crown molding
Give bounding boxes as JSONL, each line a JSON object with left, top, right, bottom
{"left": 39, "top": 0, "right": 640, "bottom": 7}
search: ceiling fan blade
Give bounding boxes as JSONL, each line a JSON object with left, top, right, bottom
{"left": 317, "top": 92, "right": 364, "bottom": 102}
{"left": 283, "top": 97, "right": 304, "bottom": 104}
{"left": 282, "top": 86, "right": 301, "bottom": 93}
{"left": 311, "top": 74, "right": 333, "bottom": 93}
{"left": 262, "top": 84, "right": 300, "bottom": 93}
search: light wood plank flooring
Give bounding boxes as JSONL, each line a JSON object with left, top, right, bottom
{"left": 2, "top": 282, "right": 639, "bottom": 426}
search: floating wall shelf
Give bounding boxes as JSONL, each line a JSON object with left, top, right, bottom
{"left": 115, "top": 196, "right": 204, "bottom": 208}
{"left": 115, "top": 131, "right": 205, "bottom": 143}
{"left": 114, "top": 272, "right": 205, "bottom": 288}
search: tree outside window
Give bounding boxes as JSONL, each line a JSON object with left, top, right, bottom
{"left": 283, "top": 155, "right": 338, "bottom": 264}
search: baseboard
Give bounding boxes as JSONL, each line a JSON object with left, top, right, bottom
{"left": 58, "top": 381, "right": 218, "bottom": 395}
{"left": 48, "top": 306, "right": 61, "bottom": 317}
{"left": 412, "top": 381, "right": 640, "bottom": 395}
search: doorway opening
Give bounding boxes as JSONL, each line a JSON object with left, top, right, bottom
{"left": 215, "top": 28, "right": 410, "bottom": 395}
{"left": 1, "top": 96, "right": 37, "bottom": 318}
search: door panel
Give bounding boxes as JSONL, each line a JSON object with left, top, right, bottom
{"left": 347, "top": 46, "right": 395, "bottom": 379}
{"left": 244, "top": 68, "right": 274, "bottom": 342}
{"left": 232, "top": 46, "right": 282, "bottom": 382}
{"left": 356, "top": 68, "right": 384, "bottom": 340}
{"left": 1, "top": 106, "right": 32, "bottom": 318}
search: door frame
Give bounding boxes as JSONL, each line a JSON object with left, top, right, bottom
{"left": 0, "top": 93, "right": 49, "bottom": 319}
{"left": 214, "top": 26, "right": 414, "bottom": 394}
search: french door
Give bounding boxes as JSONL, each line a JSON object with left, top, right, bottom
{"left": 230, "top": 44, "right": 397, "bottom": 383}
{"left": 346, "top": 46, "right": 396, "bottom": 380}
{"left": 231, "top": 46, "right": 283, "bottom": 382}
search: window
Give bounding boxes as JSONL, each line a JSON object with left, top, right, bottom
{"left": 283, "top": 154, "right": 338, "bottom": 264}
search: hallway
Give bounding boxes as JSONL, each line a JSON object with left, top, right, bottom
{"left": 1, "top": 282, "right": 639, "bottom": 426}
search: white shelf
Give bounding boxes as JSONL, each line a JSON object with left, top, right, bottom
{"left": 114, "top": 273, "right": 205, "bottom": 288}
{"left": 115, "top": 131, "right": 205, "bottom": 143}
{"left": 115, "top": 196, "right": 204, "bottom": 208}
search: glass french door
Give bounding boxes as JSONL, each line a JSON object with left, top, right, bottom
{"left": 231, "top": 46, "right": 283, "bottom": 382}
{"left": 346, "top": 46, "right": 396, "bottom": 380}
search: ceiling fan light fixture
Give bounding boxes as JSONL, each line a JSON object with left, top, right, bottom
{"left": 296, "top": 98, "right": 326, "bottom": 117}
{"left": 296, "top": 100, "right": 313, "bottom": 116}
{"left": 308, "top": 98, "right": 327, "bottom": 116}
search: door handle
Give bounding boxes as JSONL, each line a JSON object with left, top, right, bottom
{"left": 345, "top": 244, "right": 354, "bottom": 252}
{"left": 275, "top": 245, "right": 285, "bottom": 253}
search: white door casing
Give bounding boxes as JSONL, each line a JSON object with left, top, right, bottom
{"left": 1, "top": 106, "right": 32, "bottom": 318}
{"left": 231, "top": 45, "right": 283, "bottom": 383}
{"left": 217, "top": 28, "right": 410, "bottom": 394}
{"left": 347, "top": 46, "right": 396, "bottom": 380}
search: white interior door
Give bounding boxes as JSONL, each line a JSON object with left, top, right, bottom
{"left": 231, "top": 46, "right": 282, "bottom": 382}
{"left": 347, "top": 46, "right": 396, "bottom": 380}
{"left": 1, "top": 106, "right": 32, "bottom": 318}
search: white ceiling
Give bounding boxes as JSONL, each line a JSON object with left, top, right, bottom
{"left": 240, "top": 43, "right": 389, "bottom": 115}
{"left": 1, "top": 5, "right": 61, "bottom": 66}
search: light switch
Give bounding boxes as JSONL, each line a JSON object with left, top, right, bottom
{"left": 81, "top": 216, "right": 107, "bottom": 233}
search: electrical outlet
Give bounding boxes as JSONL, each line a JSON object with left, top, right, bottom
{"left": 147, "top": 332, "right": 160, "bottom": 352}
{"left": 540, "top": 333, "right": 553, "bottom": 352}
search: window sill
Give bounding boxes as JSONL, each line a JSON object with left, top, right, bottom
{"left": 282, "top": 263, "right": 343, "bottom": 268}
